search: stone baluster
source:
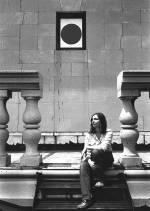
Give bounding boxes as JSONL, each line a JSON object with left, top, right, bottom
{"left": 20, "top": 90, "right": 42, "bottom": 167}
{"left": 119, "top": 96, "right": 142, "bottom": 168}
{"left": 0, "top": 90, "right": 11, "bottom": 166}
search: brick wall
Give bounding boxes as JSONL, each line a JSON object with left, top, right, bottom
{"left": 0, "top": 0, "right": 150, "bottom": 132}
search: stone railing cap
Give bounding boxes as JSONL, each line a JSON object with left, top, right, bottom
{"left": 0, "top": 71, "right": 42, "bottom": 92}
{"left": 117, "top": 70, "right": 150, "bottom": 97}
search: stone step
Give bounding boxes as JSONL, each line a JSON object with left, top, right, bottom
{"left": 33, "top": 173, "right": 133, "bottom": 211}
{"left": 34, "top": 200, "right": 132, "bottom": 211}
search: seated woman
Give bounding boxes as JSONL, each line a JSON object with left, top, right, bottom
{"left": 77, "top": 112, "right": 114, "bottom": 209}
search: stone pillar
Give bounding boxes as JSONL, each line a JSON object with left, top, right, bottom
{"left": 0, "top": 90, "right": 11, "bottom": 166}
{"left": 20, "top": 90, "right": 42, "bottom": 167}
{"left": 119, "top": 96, "right": 142, "bottom": 168}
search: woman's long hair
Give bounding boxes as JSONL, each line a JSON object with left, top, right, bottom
{"left": 89, "top": 112, "right": 107, "bottom": 135}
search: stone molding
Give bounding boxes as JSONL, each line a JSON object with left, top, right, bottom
{"left": 117, "top": 70, "right": 150, "bottom": 98}
{"left": 0, "top": 71, "right": 42, "bottom": 93}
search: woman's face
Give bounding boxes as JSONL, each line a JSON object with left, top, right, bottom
{"left": 91, "top": 114, "right": 101, "bottom": 129}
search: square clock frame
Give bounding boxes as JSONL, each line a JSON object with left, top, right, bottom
{"left": 56, "top": 12, "right": 86, "bottom": 50}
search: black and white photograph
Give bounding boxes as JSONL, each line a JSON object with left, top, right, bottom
{"left": 0, "top": 0, "right": 149, "bottom": 211}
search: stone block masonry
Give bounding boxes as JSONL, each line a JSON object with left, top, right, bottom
{"left": 0, "top": 0, "right": 150, "bottom": 133}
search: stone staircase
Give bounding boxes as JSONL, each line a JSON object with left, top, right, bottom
{"left": 33, "top": 171, "right": 134, "bottom": 211}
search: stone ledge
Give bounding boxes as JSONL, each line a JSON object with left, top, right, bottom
{"left": 0, "top": 168, "right": 150, "bottom": 177}
{"left": 0, "top": 169, "right": 150, "bottom": 208}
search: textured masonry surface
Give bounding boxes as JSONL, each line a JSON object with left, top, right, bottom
{"left": 0, "top": 0, "right": 150, "bottom": 132}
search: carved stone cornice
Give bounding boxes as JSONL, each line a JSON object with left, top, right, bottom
{"left": 0, "top": 71, "right": 42, "bottom": 92}
{"left": 117, "top": 70, "right": 150, "bottom": 98}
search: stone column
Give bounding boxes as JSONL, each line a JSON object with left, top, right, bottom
{"left": 119, "top": 96, "right": 142, "bottom": 168}
{"left": 20, "top": 90, "right": 42, "bottom": 167}
{"left": 0, "top": 90, "right": 11, "bottom": 166}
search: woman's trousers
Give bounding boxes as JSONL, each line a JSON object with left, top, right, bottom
{"left": 80, "top": 149, "right": 114, "bottom": 200}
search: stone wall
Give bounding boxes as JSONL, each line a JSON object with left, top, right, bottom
{"left": 7, "top": 131, "right": 150, "bottom": 145}
{"left": 0, "top": 0, "right": 150, "bottom": 132}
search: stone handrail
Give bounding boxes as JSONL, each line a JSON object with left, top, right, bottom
{"left": 117, "top": 70, "right": 150, "bottom": 168}
{"left": 0, "top": 71, "right": 43, "bottom": 167}
{"left": 117, "top": 70, "right": 150, "bottom": 97}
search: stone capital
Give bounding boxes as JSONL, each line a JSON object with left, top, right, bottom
{"left": 118, "top": 90, "right": 140, "bottom": 98}
{"left": 21, "top": 90, "right": 43, "bottom": 98}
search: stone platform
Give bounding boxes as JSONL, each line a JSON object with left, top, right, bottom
{"left": 8, "top": 151, "right": 150, "bottom": 169}
{"left": 0, "top": 151, "right": 150, "bottom": 209}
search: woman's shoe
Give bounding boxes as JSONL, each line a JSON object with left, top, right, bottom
{"left": 77, "top": 199, "right": 93, "bottom": 209}
{"left": 94, "top": 181, "right": 104, "bottom": 188}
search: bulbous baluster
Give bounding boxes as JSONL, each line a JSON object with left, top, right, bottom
{"left": 0, "top": 91, "right": 11, "bottom": 166}
{"left": 119, "top": 97, "right": 142, "bottom": 168}
{"left": 20, "top": 91, "right": 42, "bottom": 167}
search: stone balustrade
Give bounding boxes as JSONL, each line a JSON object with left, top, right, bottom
{"left": 0, "top": 71, "right": 43, "bottom": 167}
{"left": 117, "top": 70, "right": 150, "bottom": 168}
{"left": 1, "top": 70, "right": 150, "bottom": 169}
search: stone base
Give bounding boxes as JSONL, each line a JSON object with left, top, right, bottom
{"left": 120, "top": 156, "right": 142, "bottom": 169}
{"left": 20, "top": 154, "right": 42, "bottom": 167}
{"left": 0, "top": 154, "right": 11, "bottom": 167}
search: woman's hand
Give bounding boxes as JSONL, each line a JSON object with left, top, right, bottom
{"left": 88, "top": 159, "right": 95, "bottom": 168}
{"left": 85, "top": 149, "right": 91, "bottom": 160}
